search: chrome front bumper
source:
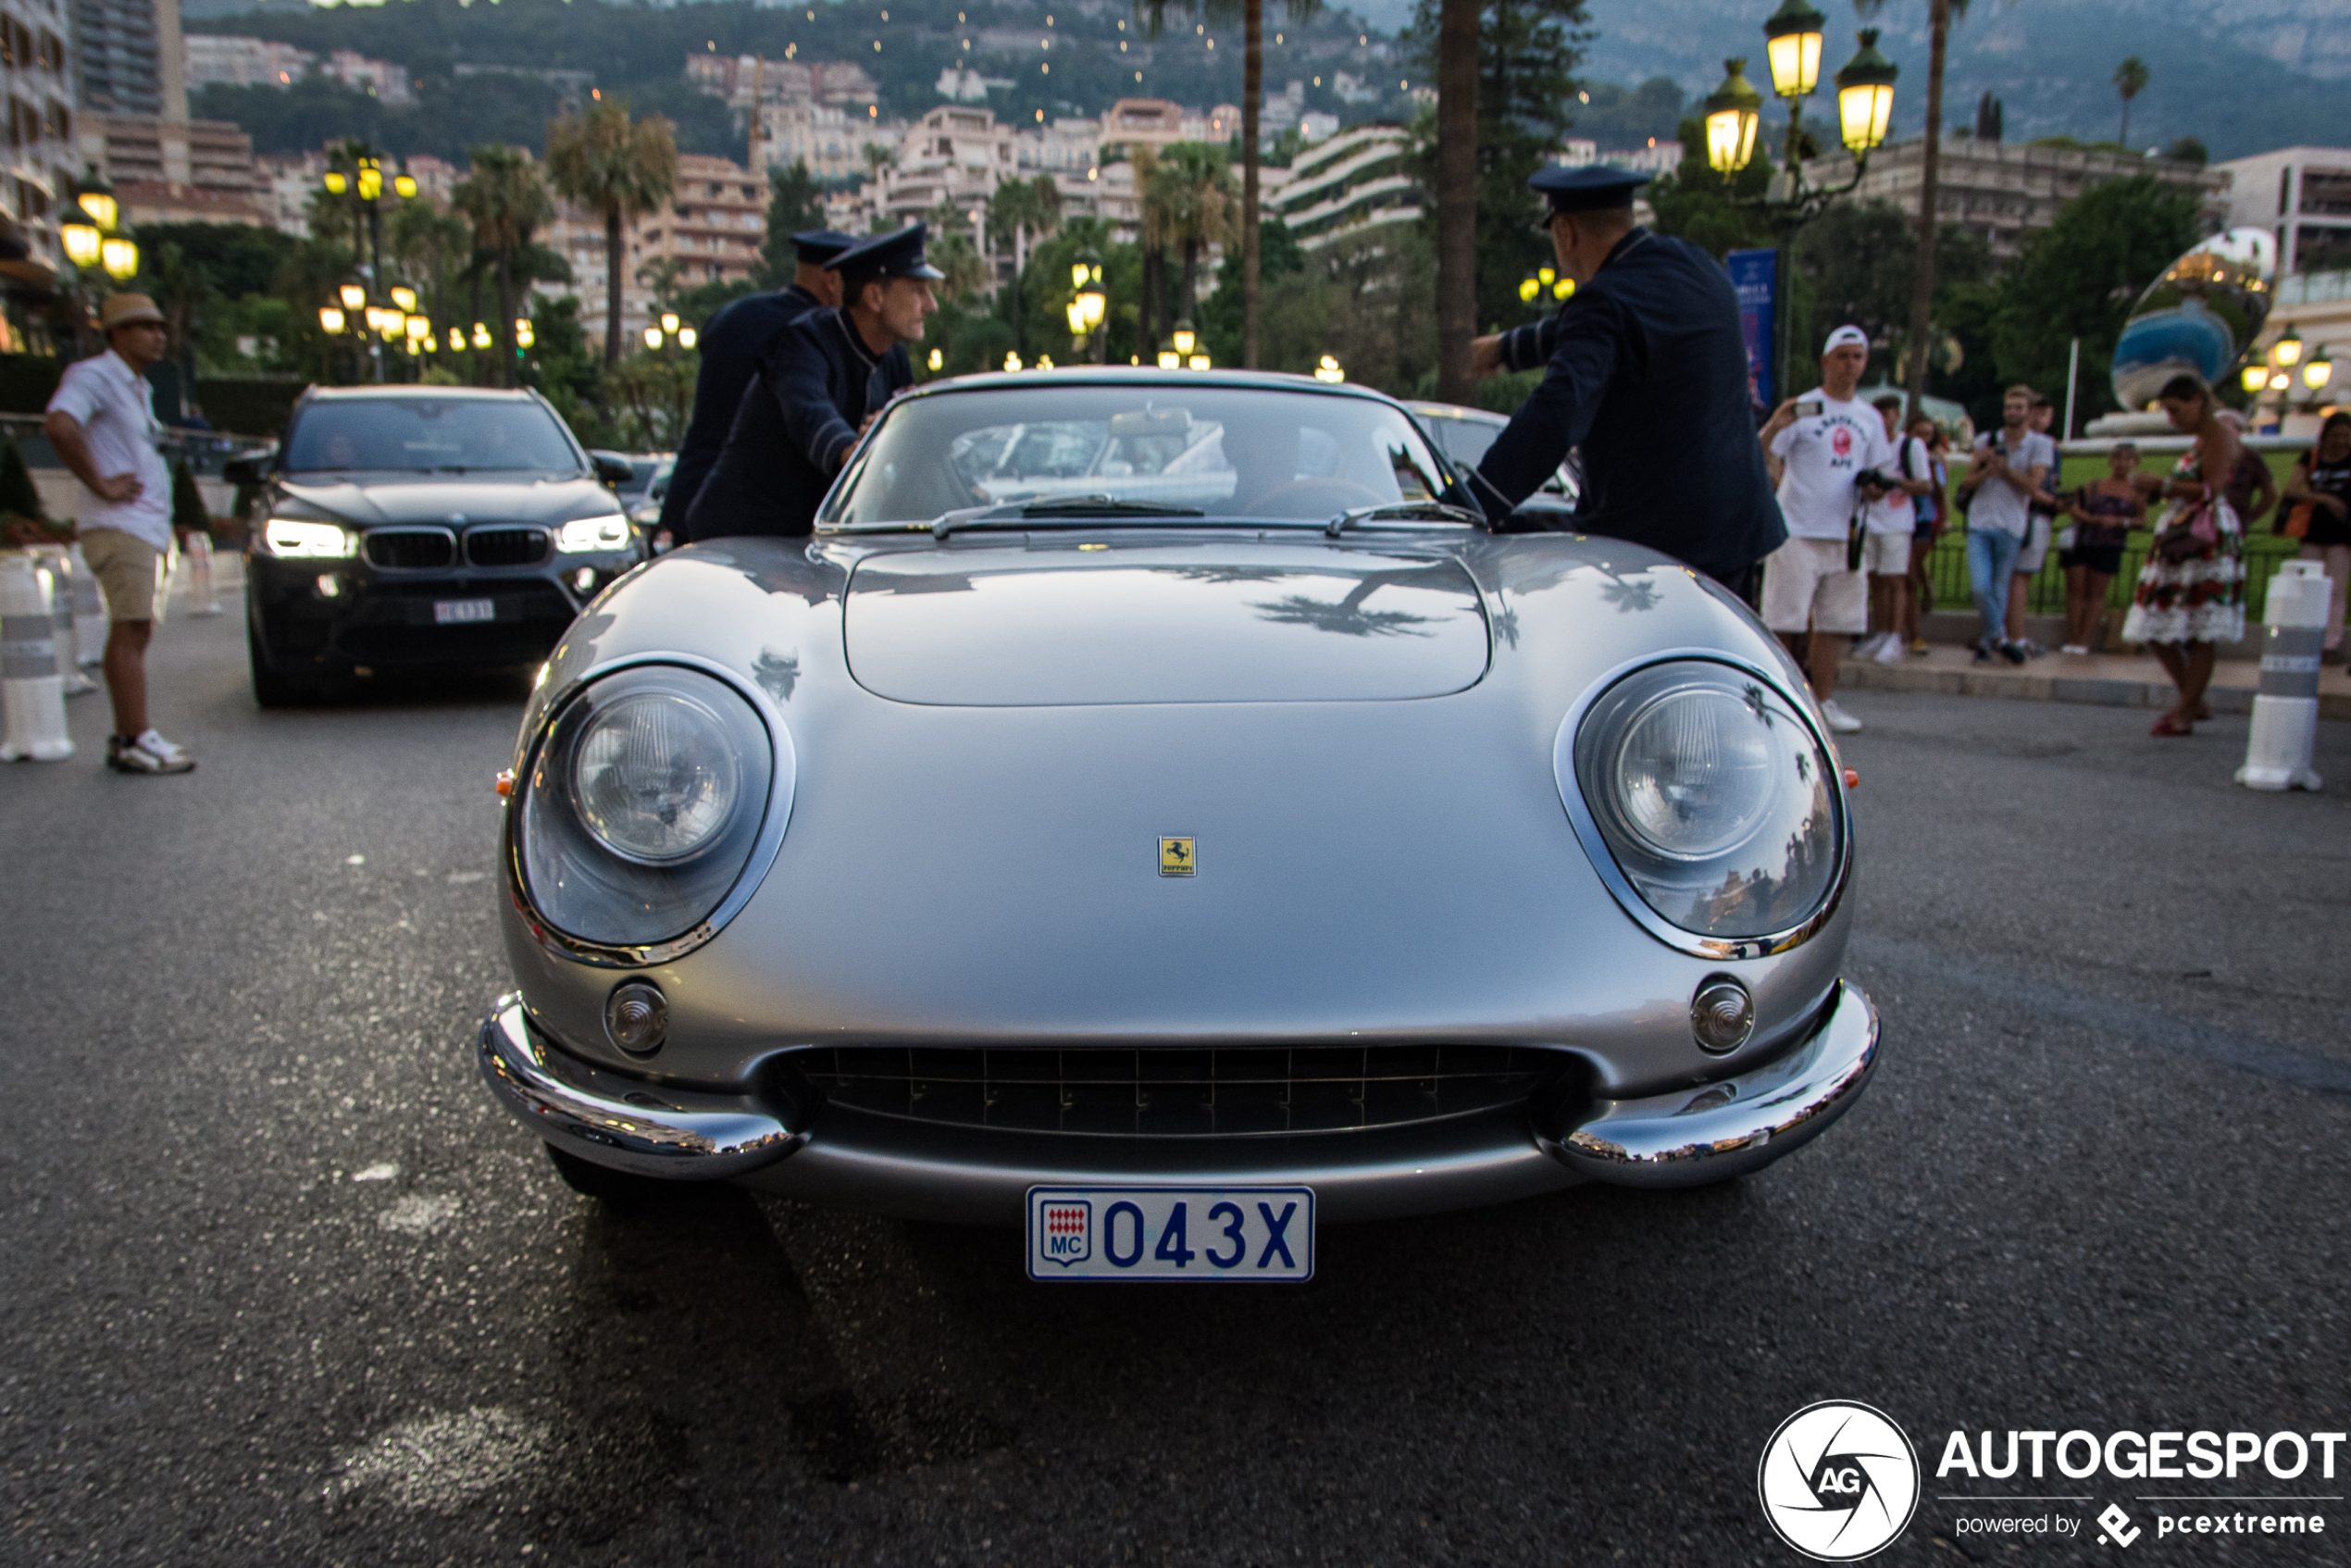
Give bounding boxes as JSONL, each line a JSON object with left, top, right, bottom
{"left": 1534, "top": 980, "right": 1880, "bottom": 1188}
{"left": 475, "top": 980, "right": 1880, "bottom": 1218}
{"left": 476, "top": 997, "right": 807, "bottom": 1178}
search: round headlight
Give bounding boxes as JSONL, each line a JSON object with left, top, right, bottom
{"left": 516, "top": 666, "right": 776, "bottom": 951}
{"left": 1567, "top": 662, "right": 1843, "bottom": 941}
{"left": 572, "top": 691, "right": 743, "bottom": 865}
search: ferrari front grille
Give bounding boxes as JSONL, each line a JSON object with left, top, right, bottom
{"left": 790, "top": 1044, "right": 1562, "bottom": 1137}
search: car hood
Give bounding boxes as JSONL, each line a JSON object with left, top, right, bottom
{"left": 271, "top": 472, "right": 615, "bottom": 528}
{"left": 842, "top": 539, "right": 1491, "bottom": 704}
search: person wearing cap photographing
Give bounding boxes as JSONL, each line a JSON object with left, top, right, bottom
{"left": 42, "top": 293, "right": 193, "bottom": 775}
{"left": 1463, "top": 164, "right": 1785, "bottom": 598}
{"left": 687, "top": 224, "right": 939, "bottom": 541}
{"left": 1755, "top": 325, "right": 1896, "bottom": 734}
{"left": 658, "top": 228, "right": 855, "bottom": 540}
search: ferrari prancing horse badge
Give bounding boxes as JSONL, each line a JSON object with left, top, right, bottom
{"left": 1158, "top": 837, "right": 1196, "bottom": 877}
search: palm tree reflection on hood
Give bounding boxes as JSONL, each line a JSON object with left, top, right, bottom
{"left": 1249, "top": 566, "right": 1456, "bottom": 638}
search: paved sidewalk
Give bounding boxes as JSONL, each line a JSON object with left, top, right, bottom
{"left": 1836, "top": 641, "right": 2351, "bottom": 721}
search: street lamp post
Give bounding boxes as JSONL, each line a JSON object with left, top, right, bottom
{"left": 1067, "top": 247, "right": 1106, "bottom": 363}
{"left": 56, "top": 174, "right": 140, "bottom": 351}
{"left": 1703, "top": 12, "right": 1898, "bottom": 404}
{"left": 320, "top": 151, "right": 417, "bottom": 382}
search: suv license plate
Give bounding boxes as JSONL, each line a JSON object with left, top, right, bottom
{"left": 433, "top": 598, "right": 496, "bottom": 625}
{"left": 1026, "top": 1186, "right": 1313, "bottom": 1282}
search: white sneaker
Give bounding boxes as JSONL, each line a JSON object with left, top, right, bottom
{"left": 1854, "top": 633, "right": 1889, "bottom": 660}
{"left": 2059, "top": 643, "right": 2089, "bottom": 656}
{"left": 1872, "top": 635, "right": 1906, "bottom": 664}
{"left": 107, "top": 728, "right": 195, "bottom": 775}
{"left": 1818, "top": 699, "right": 1863, "bottom": 734}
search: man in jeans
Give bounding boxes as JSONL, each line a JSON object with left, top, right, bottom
{"left": 1961, "top": 384, "right": 2054, "bottom": 666}
{"left": 44, "top": 292, "right": 193, "bottom": 774}
{"left": 1757, "top": 325, "right": 1893, "bottom": 733}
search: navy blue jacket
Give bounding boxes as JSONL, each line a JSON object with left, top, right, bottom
{"left": 659, "top": 284, "right": 822, "bottom": 538}
{"left": 685, "top": 308, "right": 913, "bottom": 541}
{"left": 1473, "top": 229, "right": 1785, "bottom": 583}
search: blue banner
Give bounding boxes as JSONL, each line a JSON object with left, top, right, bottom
{"left": 1726, "top": 248, "right": 1776, "bottom": 413}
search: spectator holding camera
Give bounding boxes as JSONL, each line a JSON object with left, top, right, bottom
{"left": 1854, "top": 394, "right": 1937, "bottom": 665}
{"left": 1757, "top": 326, "right": 1896, "bottom": 733}
{"left": 1961, "top": 385, "right": 2056, "bottom": 665}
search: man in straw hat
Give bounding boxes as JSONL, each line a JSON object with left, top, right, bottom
{"left": 44, "top": 292, "right": 193, "bottom": 774}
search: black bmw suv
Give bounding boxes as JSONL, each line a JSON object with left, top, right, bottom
{"left": 231, "top": 387, "right": 644, "bottom": 705}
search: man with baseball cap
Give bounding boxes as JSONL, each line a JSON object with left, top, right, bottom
{"left": 43, "top": 292, "right": 192, "bottom": 774}
{"left": 1464, "top": 164, "right": 1785, "bottom": 595}
{"left": 1754, "top": 325, "right": 1897, "bottom": 733}
{"left": 688, "top": 224, "right": 939, "bottom": 541}
{"left": 658, "top": 228, "right": 856, "bottom": 538}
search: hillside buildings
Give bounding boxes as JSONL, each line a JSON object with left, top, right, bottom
{"left": 78, "top": 112, "right": 265, "bottom": 225}
{"left": 0, "top": 0, "right": 75, "bottom": 283}
{"left": 74, "top": 0, "right": 180, "bottom": 118}
{"left": 547, "top": 153, "right": 767, "bottom": 349}
{"left": 1270, "top": 123, "right": 1413, "bottom": 253}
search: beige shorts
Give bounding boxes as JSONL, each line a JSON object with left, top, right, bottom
{"left": 1760, "top": 536, "right": 1868, "bottom": 635}
{"left": 1862, "top": 531, "right": 1910, "bottom": 576}
{"left": 80, "top": 528, "right": 169, "bottom": 624}
{"left": 2014, "top": 513, "right": 2053, "bottom": 575}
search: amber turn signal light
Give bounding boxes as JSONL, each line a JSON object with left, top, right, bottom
{"left": 494, "top": 768, "right": 515, "bottom": 797}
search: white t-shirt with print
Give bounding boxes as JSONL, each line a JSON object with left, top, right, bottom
{"left": 1862, "top": 431, "right": 1934, "bottom": 536}
{"left": 1770, "top": 390, "right": 1895, "bottom": 541}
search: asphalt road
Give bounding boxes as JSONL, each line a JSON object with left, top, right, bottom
{"left": 4, "top": 591, "right": 2348, "bottom": 1568}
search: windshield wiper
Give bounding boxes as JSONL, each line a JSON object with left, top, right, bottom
{"left": 1325, "top": 501, "right": 1485, "bottom": 538}
{"left": 930, "top": 496, "right": 1204, "bottom": 539}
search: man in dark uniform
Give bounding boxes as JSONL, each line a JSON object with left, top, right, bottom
{"left": 658, "top": 228, "right": 857, "bottom": 538}
{"left": 1465, "top": 166, "right": 1785, "bottom": 597}
{"left": 685, "top": 224, "right": 940, "bottom": 541}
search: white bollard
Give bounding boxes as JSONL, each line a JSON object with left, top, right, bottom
{"left": 184, "top": 529, "right": 222, "bottom": 615}
{"left": 1, "top": 554, "right": 74, "bottom": 761}
{"left": 35, "top": 546, "right": 94, "bottom": 694}
{"left": 2235, "top": 559, "right": 2328, "bottom": 792}
{"left": 68, "top": 543, "right": 106, "bottom": 666}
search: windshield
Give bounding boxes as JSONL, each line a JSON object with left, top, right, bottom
{"left": 1420, "top": 415, "right": 1502, "bottom": 470}
{"left": 284, "top": 399, "right": 580, "bottom": 474}
{"left": 821, "top": 382, "right": 1454, "bottom": 527}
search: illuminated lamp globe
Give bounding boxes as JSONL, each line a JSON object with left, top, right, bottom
{"left": 100, "top": 237, "right": 138, "bottom": 280}
{"left": 339, "top": 282, "right": 367, "bottom": 311}
{"left": 678, "top": 326, "right": 697, "bottom": 349}
{"left": 1761, "top": 0, "right": 1825, "bottom": 99}
{"left": 393, "top": 174, "right": 417, "bottom": 199}
{"left": 317, "top": 305, "right": 346, "bottom": 334}
{"left": 1703, "top": 57, "right": 1764, "bottom": 173}
{"left": 390, "top": 285, "right": 417, "bottom": 312}
{"left": 1171, "top": 319, "right": 1197, "bottom": 356}
{"left": 2272, "top": 326, "right": 2304, "bottom": 367}
{"left": 1833, "top": 30, "right": 1898, "bottom": 154}
{"left": 59, "top": 217, "right": 99, "bottom": 268}
{"left": 643, "top": 325, "right": 663, "bottom": 349}
{"left": 322, "top": 171, "right": 349, "bottom": 196}
{"left": 2305, "top": 349, "right": 2334, "bottom": 391}
{"left": 2240, "top": 363, "right": 2270, "bottom": 393}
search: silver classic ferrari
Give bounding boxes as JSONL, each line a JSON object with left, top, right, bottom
{"left": 476, "top": 369, "right": 1878, "bottom": 1279}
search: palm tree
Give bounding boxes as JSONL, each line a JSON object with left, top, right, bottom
{"left": 1859, "top": 0, "right": 1971, "bottom": 421}
{"left": 989, "top": 173, "right": 1063, "bottom": 358}
{"left": 1132, "top": 146, "right": 1169, "bottom": 357}
{"left": 2112, "top": 56, "right": 2149, "bottom": 147}
{"left": 546, "top": 102, "right": 680, "bottom": 367}
{"left": 1149, "top": 143, "right": 1239, "bottom": 326}
{"left": 1434, "top": 0, "right": 1477, "bottom": 403}
{"left": 451, "top": 146, "right": 555, "bottom": 388}
{"left": 1135, "top": 0, "right": 1321, "bottom": 367}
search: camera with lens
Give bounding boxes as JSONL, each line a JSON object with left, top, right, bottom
{"left": 1851, "top": 467, "right": 1899, "bottom": 493}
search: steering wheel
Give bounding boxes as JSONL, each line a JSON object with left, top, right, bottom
{"left": 1240, "top": 477, "right": 1387, "bottom": 519}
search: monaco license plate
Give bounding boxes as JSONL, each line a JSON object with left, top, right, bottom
{"left": 1026, "top": 1186, "right": 1313, "bottom": 1282}
{"left": 432, "top": 598, "right": 496, "bottom": 625}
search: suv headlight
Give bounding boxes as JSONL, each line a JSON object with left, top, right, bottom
{"left": 516, "top": 666, "right": 777, "bottom": 950}
{"left": 556, "top": 514, "right": 631, "bottom": 553}
{"left": 1562, "top": 661, "right": 1843, "bottom": 942}
{"left": 262, "top": 517, "right": 353, "bottom": 558}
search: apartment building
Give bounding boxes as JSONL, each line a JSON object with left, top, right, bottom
{"left": 756, "top": 96, "right": 872, "bottom": 181}
{"left": 78, "top": 112, "right": 265, "bottom": 225}
{"left": 184, "top": 32, "right": 308, "bottom": 89}
{"left": 686, "top": 52, "right": 877, "bottom": 112}
{"left": 0, "top": 0, "right": 74, "bottom": 280}
{"left": 75, "top": 0, "right": 181, "bottom": 118}
{"left": 1803, "top": 137, "right": 2225, "bottom": 263}
{"left": 1271, "top": 122, "right": 1415, "bottom": 253}
{"left": 548, "top": 152, "right": 767, "bottom": 352}
{"left": 2211, "top": 146, "right": 2351, "bottom": 277}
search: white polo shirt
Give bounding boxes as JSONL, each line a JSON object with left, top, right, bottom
{"left": 46, "top": 349, "right": 173, "bottom": 553}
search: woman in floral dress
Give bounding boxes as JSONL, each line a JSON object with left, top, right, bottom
{"left": 2122, "top": 374, "right": 2245, "bottom": 736}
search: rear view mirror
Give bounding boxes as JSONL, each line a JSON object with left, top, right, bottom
{"left": 1109, "top": 407, "right": 1190, "bottom": 438}
{"left": 591, "top": 455, "right": 634, "bottom": 486}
